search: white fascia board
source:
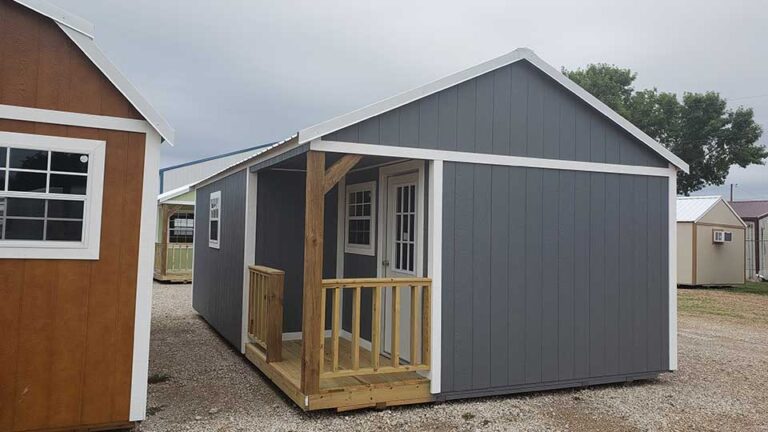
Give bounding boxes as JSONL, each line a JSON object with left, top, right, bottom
{"left": 58, "top": 25, "right": 175, "bottom": 145}
{"left": 313, "top": 140, "right": 674, "bottom": 178}
{"left": 193, "top": 135, "right": 299, "bottom": 190}
{"left": 297, "top": 48, "right": 689, "bottom": 173}
{"left": 157, "top": 183, "right": 193, "bottom": 203}
{"left": 15, "top": 0, "right": 94, "bottom": 38}
{"left": 668, "top": 164, "right": 678, "bottom": 371}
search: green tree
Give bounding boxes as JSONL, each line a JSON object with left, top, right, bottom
{"left": 564, "top": 64, "right": 766, "bottom": 195}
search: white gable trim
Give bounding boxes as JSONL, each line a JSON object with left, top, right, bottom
{"left": 59, "top": 25, "right": 175, "bottom": 145}
{"left": 14, "top": 0, "right": 94, "bottom": 38}
{"left": 13, "top": 0, "right": 174, "bottom": 145}
{"left": 297, "top": 48, "right": 688, "bottom": 173}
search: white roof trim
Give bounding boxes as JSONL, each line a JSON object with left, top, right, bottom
{"left": 192, "top": 135, "right": 299, "bottom": 189}
{"left": 14, "top": 0, "right": 175, "bottom": 145}
{"left": 14, "top": 0, "right": 94, "bottom": 38}
{"left": 158, "top": 183, "right": 194, "bottom": 204}
{"left": 297, "top": 48, "right": 689, "bottom": 173}
{"left": 59, "top": 25, "right": 175, "bottom": 145}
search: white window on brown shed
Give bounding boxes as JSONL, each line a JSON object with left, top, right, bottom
{"left": 0, "top": 132, "right": 105, "bottom": 259}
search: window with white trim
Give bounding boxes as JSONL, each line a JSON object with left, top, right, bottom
{"left": 344, "top": 181, "right": 375, "bottom": 255}
{"left": 0, "top": 132, "right": 105, "bottom": 259}
{"left": 208, "top": 191, "right": 221, "bottom": 249}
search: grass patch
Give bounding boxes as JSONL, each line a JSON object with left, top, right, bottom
{"left": 148, "top": 372, "right": 171, "bottom": 384}
{"left": 728, "top": 281, "right": 768, "bottom": 296}
{"left": 146, "top": 405, "right": 166, "bottom": 416}
{"left": 678, "top": 294, "right": 744, "bottom": 320}
{"left": 461, "top": 412, "right": 476, "bottom": 421}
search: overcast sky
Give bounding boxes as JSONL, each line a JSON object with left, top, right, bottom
{"left": 50, "top": 0, "right": 768, "bottom": 199}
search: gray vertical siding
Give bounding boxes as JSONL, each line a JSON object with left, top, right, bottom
{"left": 323, "top": 60, "right": 667, "bottom": 168}
{"left": 440, "top": 162, "right": 669, "bottom": 398}
{"left": 253, "top": 169, "right": 337, "bottom": 333}
{"left": 192, "top": 170, "right": 247, "bottom": 348}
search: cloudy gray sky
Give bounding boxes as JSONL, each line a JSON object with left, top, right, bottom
{"left": 50, "top": 0, "right": 768, "bottom": 199}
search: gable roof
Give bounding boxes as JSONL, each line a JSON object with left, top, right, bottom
{"left": 677, "top": 196, "right": 745, "bottom": 227}
{"left": 191, "top": 48, "right": 690, "bottom": 190}
{"left": 298, "top": 48, "right": 689, "bottom": 173}
{"left": 730, "top": 200, "right": 768, "bottom": 220}
{"left": 13, "top": 0, "right": 175, "bottom": 145}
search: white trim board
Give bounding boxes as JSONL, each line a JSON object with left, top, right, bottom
{"left": 427, "top": 160, "right": 443, "bottom": 394}
{"left": 129, "top": 129, "right": 162, "bottom": 421}
{"left": 241, "top": 170, "right": 259, "bottom": 353}
{"left": 0, "top": 104, "right": 155, "bottom": 135}
{"left": 14, "top": 0, "right": 94, "bottom": 37}
{"left": 668, "top": 165, "right": 678, "bottom": 371}
{"left": 297, "top": 48, "right": 688, "bottom": 173}
{"left": 314, "top": 140, "right": 675, "bottom": 178}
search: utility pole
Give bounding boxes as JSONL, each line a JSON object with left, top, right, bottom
{"left": 730, "top": 183, "right": 738, "bottom": 202}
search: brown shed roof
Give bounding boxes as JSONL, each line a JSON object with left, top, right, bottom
{"left": 730, "top": 200, "right": 768, "bottom": 220}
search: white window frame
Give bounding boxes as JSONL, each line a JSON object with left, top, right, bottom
{"left": 0, "top": 131, "right": 106, "bottom": 260}
{"left": 208, "top": 190, "right": 221, "bottom": 249}
{"left": 344, "top": 181, "right": 376, "bottom": 256}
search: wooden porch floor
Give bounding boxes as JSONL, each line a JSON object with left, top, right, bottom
{"left": 244, "top": 338, "right": 432, "bottom": 411}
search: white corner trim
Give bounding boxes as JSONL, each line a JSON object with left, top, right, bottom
{"left": 129, "top": 129, "right": 162, "bottom": 421}
{"left": 336, "top": 175, "right": 346, "bottom": 278}
{"left": 427, "top": 160, "right": 443, "bottom": 394}
{"left": 297, "top": 48, "right": 688, "bottom": 173}
{"left": 241, "top": 171, "right": 258, "bottom": 353}
{"left": 57, "top": 25, "right": 175, "bottom": 145}
{"left": 668, "top": 165, "right": 678, "bottom": 371}
{"left": 0, "top": 104, "right": 155, "bottom": 135}
{"left": 314, "top": 140, "right": 674, "bottom": 178}
{"left": 0, "top": 132, "right": 105, "bottom": 260}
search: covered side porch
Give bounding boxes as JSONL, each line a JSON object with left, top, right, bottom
{"left": 242, "top": 150, "right": 439, "bottom": 411}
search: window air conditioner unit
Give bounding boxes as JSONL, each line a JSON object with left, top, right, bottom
{"left": 713, "top": 230, "right": 732, "bottom": 243}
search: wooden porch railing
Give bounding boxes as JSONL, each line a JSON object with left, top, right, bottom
{"left": 319, "top": 277, "right": 431, "bottom": 379}
{"left": 248, "top": 265, "right": 284, "bottom": 362}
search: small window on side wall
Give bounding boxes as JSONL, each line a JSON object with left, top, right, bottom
{"left": 344, "top": 181, "right": 376, "bottom": 256}
{"left": 209, "top": 191, "right": 221, "bottom": 249}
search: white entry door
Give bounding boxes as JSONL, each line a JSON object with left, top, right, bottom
{"left": 382, "top": 171, "right": 421, "bottom": 363}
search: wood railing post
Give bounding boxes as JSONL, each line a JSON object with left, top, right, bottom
{"left": 266, "top": 271, "right": 284, "bottom": 362}
{"left": 301, "top": 151, "right": 325, "bottom": 395}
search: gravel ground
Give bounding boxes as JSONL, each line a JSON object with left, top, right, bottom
{"left": 140, "top": 284, "right": 768, "bottom": 432}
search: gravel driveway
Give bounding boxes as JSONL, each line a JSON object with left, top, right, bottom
{"left": 141, "top": 283, "right": 768, "bottom": 432}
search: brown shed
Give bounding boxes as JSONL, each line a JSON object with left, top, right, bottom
{"left": 0, "top": 1, "right": 173, "bottom": 431}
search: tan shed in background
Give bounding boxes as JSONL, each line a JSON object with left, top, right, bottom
{"left": 677, "top": 196, "right": 746, "bottom": 286}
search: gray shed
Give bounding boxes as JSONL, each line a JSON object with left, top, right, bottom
{"left": 190, "top": 48, "right": 689, "bottom": 412}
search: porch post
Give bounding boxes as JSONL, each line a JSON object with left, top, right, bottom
{"left": 301, "top": 151, "right": 325, "bottom": 394}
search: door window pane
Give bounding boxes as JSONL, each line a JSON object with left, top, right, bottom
{"left": 0, "top": 147, "right": 6, "bottom": 167}
{"left": 9, "top": 148, "right": 47, "bottom": 170}
{"left": 46, "top": 221, "right": 83, "bottom": 241}
{"left": 51, "top": 152, "right": 89, "bottom": 173}
{"left": 8, "top": 171, "right": 46, "bottom": 192}
{"left": 49, "top": 174, "right": 87, "bottom": 195}
{"left": 0, "top": 171, "right": 4, "bottom": 191}
{"left": 210, "top": 220, "right": 219, "bottom": 241}
{"left": 5, "top": 219, "right": 44, "bottom": 240}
